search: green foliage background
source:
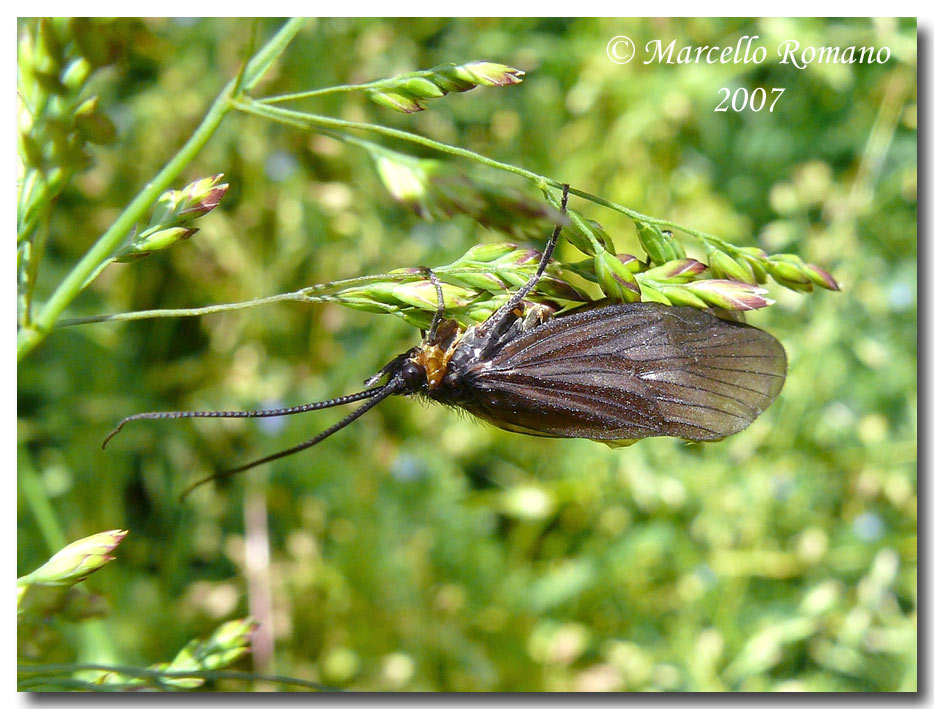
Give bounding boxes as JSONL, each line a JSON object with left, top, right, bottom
{"left": 18, "top": 18, "right": 916, "bottom": 691}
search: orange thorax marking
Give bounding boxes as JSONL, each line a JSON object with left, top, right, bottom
{"left": 412, "top": 333, "right": 460, "bottom": 390}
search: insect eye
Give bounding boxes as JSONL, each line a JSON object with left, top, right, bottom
{"left": 399, "top": 361, "right": 426, "bottom": 389}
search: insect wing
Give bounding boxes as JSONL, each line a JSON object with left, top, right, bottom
{"left": 451, "top": 303, "right": 786, "bottom": 442}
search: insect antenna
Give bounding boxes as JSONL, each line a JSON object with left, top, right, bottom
{"left": 102, "top": 387, "right": 385, "bottom": 449}
{"left": 179, "top": 376, "right": 406, "bottom": 500}
{"left": 481, "top": 183, "right": 570, "bottom": 334}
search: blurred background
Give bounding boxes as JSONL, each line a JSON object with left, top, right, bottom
{"left": 18, "top": 18, "right": 916, "bottom": 691}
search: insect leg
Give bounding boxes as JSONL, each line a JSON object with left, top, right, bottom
{"left": 420, "top": 266, "right": 446, "bottom": 343}
{"left": 480, "top": 183, "right": 570, "bottom": 337}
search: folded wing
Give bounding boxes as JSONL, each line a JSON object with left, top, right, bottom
{"left": 454, "top": 303, "right": 787, "bottom": 442}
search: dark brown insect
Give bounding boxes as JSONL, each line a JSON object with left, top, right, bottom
{"left": 104, "top": 185, "right": 786, "bottom": 492}
{"left": 420, "top": 300, "right": 786, "bottom": 446}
